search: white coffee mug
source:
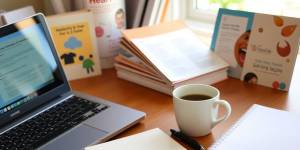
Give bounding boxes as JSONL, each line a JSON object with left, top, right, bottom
{"left": 173, "top": 84, "right": 231, "bottom": 137}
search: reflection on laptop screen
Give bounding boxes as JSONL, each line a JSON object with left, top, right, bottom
{"left": 0, "top": 18, "right": 62, "bottom": 115}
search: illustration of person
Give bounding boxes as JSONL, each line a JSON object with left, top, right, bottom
{"left": 234, "top": 30, "right": 251, "bottom": 67}
{"left": 60, "top": 52, "right": 76, "bottom": 65}
{"left": 79, "top": 54, "right": 95, "bottom": 74}
{"left": 115, "top": 8, "right": 125, "bottom": 30}
{"left": 243, "top": 72, "right": 258, "bottom": 84}
{"left": 110, "top": 8, "right": 126, "bottom": 53}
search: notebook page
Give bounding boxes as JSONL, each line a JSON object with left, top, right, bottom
{"left": 209, "top": 104, "right": 300, "bottom": 150}
{"left": 85, "top": 128, "right": 186, "bottom": 150}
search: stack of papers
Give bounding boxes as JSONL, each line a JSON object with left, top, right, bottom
{"left": 115, "top": 21, "right": 229, "bottom": 95}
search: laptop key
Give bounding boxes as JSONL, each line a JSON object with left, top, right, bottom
{"left": 0, "top": 96, "right": 109, "bottom": 149}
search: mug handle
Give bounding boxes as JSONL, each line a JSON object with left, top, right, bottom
{"left": 212, "top": 100, "right": 231, "bottom": 127}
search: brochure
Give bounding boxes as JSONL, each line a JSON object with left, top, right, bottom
{"left": 211, "top": 8, "right": 300, "bottom": 91}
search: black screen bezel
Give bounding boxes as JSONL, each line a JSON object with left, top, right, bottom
{"left": 0, "top": 14, "right": 70, "bottom": 127}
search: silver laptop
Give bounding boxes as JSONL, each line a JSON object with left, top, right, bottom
{"left": 0, "top": 14, "right": 145, "bottom": 150}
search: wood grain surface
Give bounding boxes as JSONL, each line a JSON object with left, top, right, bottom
{"left": 70, "top": 61, "right": 300, "bottom": 148}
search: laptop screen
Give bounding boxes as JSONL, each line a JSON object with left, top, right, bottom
{"left": 0, "top": 14, "right": 69, "bottom": 124}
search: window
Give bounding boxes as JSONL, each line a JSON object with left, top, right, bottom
{"left": 186, "top": 0, "right": 300, "bottom": 24}
{"left": 181, "top": 0, "right": 300, "bottom": 43}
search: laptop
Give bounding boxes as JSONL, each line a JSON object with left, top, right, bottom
{"left": 0, "top": 14, "right": 145, "bottom": 150}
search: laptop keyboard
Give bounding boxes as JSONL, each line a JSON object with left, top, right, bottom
{"left": 0, "top": 96, "right": 109, "bottom": 150}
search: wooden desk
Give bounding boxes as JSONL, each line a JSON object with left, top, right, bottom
{"left": 70, "top": 64, "right": 300, "bottom": 148}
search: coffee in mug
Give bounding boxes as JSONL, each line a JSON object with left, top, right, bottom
{"left": 180, "top": 94, "right": 212, "bottom": 101}
{"left": 173, "top": 84, "right": 231, "bottom": 137}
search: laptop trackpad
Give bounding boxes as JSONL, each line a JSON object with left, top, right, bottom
{"left": 39, "top": 124, "right": 108, "bottom": 150}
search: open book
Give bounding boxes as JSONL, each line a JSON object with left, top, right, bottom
{"left": 115, "top": 21, "right": 229, "bottom": 95}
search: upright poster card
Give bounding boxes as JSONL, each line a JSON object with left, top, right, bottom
{"left": 211, "top": 8, "right": 300, "bottom": 91}
{"left": 47, "top": 10, "right": 102, "bottom": 81}
{"left": 241, "top": 14, "right": 300, "bottom": 91}
{"left": 211, "top": 8, "right": 254, "bottom": 78}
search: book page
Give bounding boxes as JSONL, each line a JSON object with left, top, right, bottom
{"left": 132, "top": 28, "right": 228, "bottom": 82}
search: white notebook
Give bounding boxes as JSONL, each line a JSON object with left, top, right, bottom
{"left": 209, "top": 104, "right": 300, "bottom": 150}
{"left": 85, "top": 128, "right": 186, "bottom": 150}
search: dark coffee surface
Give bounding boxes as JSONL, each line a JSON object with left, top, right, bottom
{"left": 180, "top": 94, "right": 212, "bottom": 101}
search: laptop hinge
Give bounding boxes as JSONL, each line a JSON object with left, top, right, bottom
{"left": 60, "top": 91, "right": 74, "bottom": 99}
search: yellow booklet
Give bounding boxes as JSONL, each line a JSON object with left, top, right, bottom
{"left": 85, "top": 128, "right": 186, "bottom": 150}
{"left": 46, "top": 10, "right": 101, "bottom": 80}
